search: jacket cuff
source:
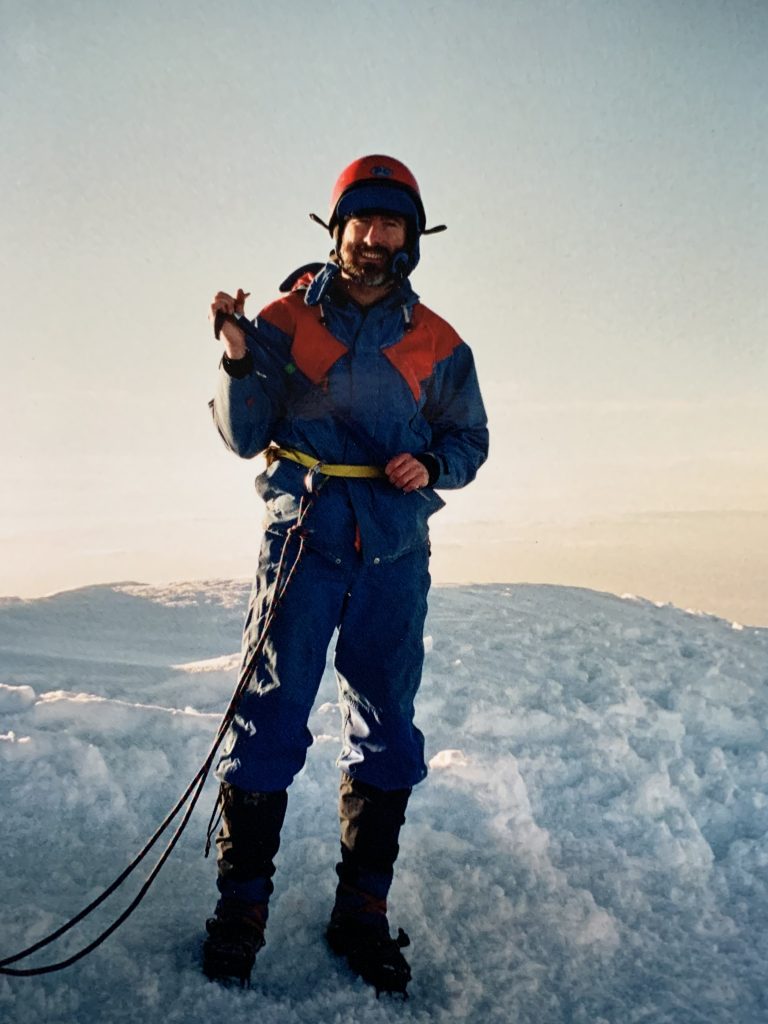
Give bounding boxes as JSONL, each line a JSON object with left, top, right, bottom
{"left": 221, "top": 350, "right": 254, "bottom": 379}
{"left": 414, "top": 453, "right": 441, "bottom": 487}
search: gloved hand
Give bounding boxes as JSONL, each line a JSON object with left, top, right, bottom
{"left": 210, "top": 288, "right": 250, "bottom": 357}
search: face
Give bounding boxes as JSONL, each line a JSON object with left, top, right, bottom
{"left": 338, "top": 213, "right": 408, "bottom": 287}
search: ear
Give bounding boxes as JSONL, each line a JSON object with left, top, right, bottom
{"left": 332, "top": 219, "right": 347, "bottom": 255}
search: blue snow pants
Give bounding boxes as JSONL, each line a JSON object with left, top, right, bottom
{"left": 215, "top": 529, "right": 430, "bottom": 793}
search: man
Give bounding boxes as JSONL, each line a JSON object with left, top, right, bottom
{"left": 205, "top": 155, "right": 488, "bottom": 994}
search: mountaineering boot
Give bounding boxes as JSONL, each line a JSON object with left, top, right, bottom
{"left": 326, "top": 891, "right": 412, "bottom": 997}
{"left": 202, "top": 783, "right": 288, "bottom": 985}
{"left": 203, "top": 899, "right": 266, "bottom": 986}
{"left": 326, "top": 773, "right": 413, "bottom": 996}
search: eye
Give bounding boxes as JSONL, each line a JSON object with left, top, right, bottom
{"left": 384, "top": 217, "right": 407, "bottom": 232}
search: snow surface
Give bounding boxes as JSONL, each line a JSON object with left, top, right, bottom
{"left": 1, "top": 581, "right": 767, "bottom": 1024}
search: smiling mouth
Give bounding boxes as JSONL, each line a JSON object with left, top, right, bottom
{"left": 358, "top": 248, "right": 388, "bottom": 261}
{"left": 342, "top": 245, "right": 393, "bottom": 286}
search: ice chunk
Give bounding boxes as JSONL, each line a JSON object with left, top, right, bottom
{"left": 430, "top": 748, "right": 470, "bottom": 769}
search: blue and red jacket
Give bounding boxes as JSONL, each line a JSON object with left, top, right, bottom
{"left": 211, "top": 263, "right": 489, "bottom": 567}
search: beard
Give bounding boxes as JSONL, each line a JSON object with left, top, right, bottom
{"left": 340, "top": 244, "right": 396, "bottom": 288}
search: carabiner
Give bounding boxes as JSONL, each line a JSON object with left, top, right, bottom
{"left": 304, "top": 462, "right": 327, "bottom": 494}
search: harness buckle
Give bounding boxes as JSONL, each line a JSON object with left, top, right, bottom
{"left": 304, "top": 462, "right": 327, "bottom": 494}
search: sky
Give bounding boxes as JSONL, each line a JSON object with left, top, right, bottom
{"left": 1, "top": 0, "right": 767, "bottom": 623}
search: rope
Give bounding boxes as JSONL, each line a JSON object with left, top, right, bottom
{"left": 0, "top": 498, "right": 313, "bottom": 976}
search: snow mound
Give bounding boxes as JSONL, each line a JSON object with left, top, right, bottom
{"left": 0, "top": 581, "right": 767, "bottom": 1024}
{"left": 0, "top": 683, "right": 36, "bottom": 712}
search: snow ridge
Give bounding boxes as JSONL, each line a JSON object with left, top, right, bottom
{"left": 1, "top": 582, "right": 767, "bottom": 1023}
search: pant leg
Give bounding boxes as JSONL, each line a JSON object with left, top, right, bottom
{"left": 334, "top": 544, "right": 430, "bottom": 790}
{"left": 216, "top": 530, "right": 350, "bottom": 792}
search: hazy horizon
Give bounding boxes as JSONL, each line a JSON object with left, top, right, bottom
{"left": 2, "top": 1, "right": 766, "bottom": 626}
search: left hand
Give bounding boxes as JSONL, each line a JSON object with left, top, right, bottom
{"left": 385, "top": 453, "right": 429, "bottom": 493}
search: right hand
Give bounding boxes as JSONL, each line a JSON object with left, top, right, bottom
{"left": 210, "top": 289, "right": 250, "bottom": 358}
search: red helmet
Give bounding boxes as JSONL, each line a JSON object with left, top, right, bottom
{"left": 327, "top": 154, "right": 427, "bottom": 235}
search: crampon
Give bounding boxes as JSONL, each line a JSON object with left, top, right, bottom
{"left": 326, "top": 915, "right": 412, "bottom": 998}
{"left": 202, "top": 915, "right": 265, "bottom": 987}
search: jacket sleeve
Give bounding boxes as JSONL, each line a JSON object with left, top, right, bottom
{"left": 423, "top": 340, "right": 489, "bottom": 489}
{"left": 210, "top": 313, "right": 293, "bottom": 459}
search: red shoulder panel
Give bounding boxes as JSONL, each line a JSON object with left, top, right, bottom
{"left": 292, "top": 306, "right": 348, "bottom": 383}
{"left": 260, "top": 292, "right": 348, "bottom": 384}
{"left": 383, "top": 304, "right": 463, "bottom": 401}
{"left": 259, "top": 294, "right": 297, "bottom": 337}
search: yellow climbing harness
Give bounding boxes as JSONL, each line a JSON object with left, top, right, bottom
{"left": 264, "top": 445, "right": 384, "bottom": 479}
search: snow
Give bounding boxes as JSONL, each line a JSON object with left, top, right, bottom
{"left": 1, "top": 580, "right": 767, "bottom": 1023}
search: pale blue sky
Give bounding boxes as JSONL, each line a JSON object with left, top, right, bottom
{"left": 2, "top": 1, "right": 767, "bottom": 623}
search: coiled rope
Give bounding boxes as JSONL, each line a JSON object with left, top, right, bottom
{"left": 0, "top": 497, "right": 313, "bottom": 976}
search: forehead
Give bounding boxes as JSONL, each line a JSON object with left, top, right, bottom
{"left": 345, "top": 211, "right": 407, "bottom": 227}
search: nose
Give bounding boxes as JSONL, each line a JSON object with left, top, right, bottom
{"left": 362, "top": 218, "right": 386, "bottom": 246}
